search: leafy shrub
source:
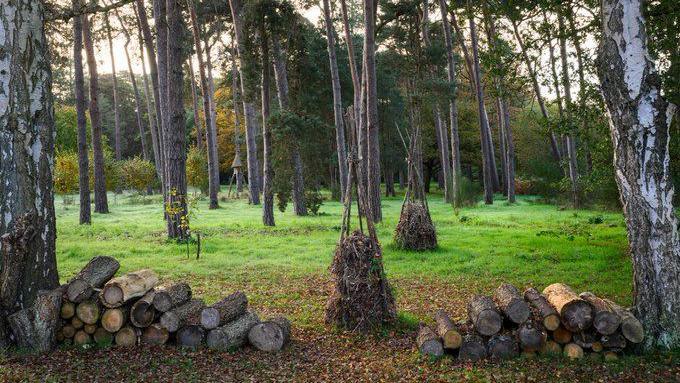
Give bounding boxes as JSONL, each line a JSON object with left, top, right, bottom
{"left": 88, "top": 147, "right": 120, "bottom": 192}
{"left": 458, "top": 176, "right": 482, "bottom": 207}
{"left": 305, "top": 190, "right": 324, "bottom": 215}
{"left": 186, "top": 146, "right": 209, "bottom": 194}
{"left": 54, "top": 151, "right": 80, "bottom": 195}
{"left": 119, "top": 157, "right": 156, "bottom": 194}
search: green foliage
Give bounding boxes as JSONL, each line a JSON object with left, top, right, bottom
{"left": 55, "top": 105, "right": 87, "bottom": 153}
{"left": 89, "top": 146, "right": 120, "bottom": 192}
{"left": 458, "top": 176, "right": 483, "bottom": 207}
{"left": 304, "top": 190, "right": 324, "bottom": 215}
{"left": 186, "top": 146, "right": 209, "bottom": 194}
{"left": 54, "top": 151, "right": 80, "bottom": 195}
{"left": 119, "top": 157, "right": 156, "bottom": 194}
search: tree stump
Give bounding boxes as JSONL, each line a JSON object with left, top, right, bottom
{"left": 434, "top": 309, "right": 462, "bottom": 350}
{"left": 493, "top": 283, "right": 530, "bottom": 324}
{"left": 100, "top": 269, "right": 158, "bottom": 308}
{"left": 152, "top": 283, "right": 192, "bottom": 313}
{"left": 467, "top": 295, "right": 502, "bottom": 336}
{"left": 524, "top": 287, "right": 560, "bottom": 331}
{"left": 207, "top": 311, "right": 260, "bottom": 351}
{"left": 543, "top": 283, "right": 593, "bottom": 332}
{"left": 248, "top": 316, "right": 291, "bottom": 352}
{"left": 579, "top": 292, "right": 621, "bottom": 335}
{"left": 66, "top": 256, "right": 120, "bottom": 303}
{"left": 200, "top": 292, "right": 247, "bottom": 330}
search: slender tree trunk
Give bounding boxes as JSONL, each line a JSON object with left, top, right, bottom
{"left": 187, "top": 60, "right": 204, "bottom": 149}
{"left": 503, "top": 101, "right": 515, "bottom": 202}
{"left": 322, "top": 0, "right": 348, "bottom": 201}
{"left": 510, "top": 19, "right": 562, "bottom": 165}
{"left": 231, "top": 46, "right": 244, "bottom": 194}
{"left": 496, "top": 99, "right": 507, "bottom": 194}
{"left": 558, "top": 8, "right": 580, "bottom": 208}
{"left": 340, "top": 0, "right": 361, "bottom": 133}
{"left": 261, "top": 35, "right": 275, "bottom": 226}
{"left": 204, "top": 39, "right": 221, "bottom": 205}
{"left": 468, "top": 14, "right": 493, "bottom": 204}
{"left": 0, "top": 0, "right": 59, "bottom": 347}
{"left": 596, "top": 0, "right": 680, "bottom": 349}
{"left": 164, "top": 0, "right": 189, "bottom": 239}
{"left": 153, "top": 0, "right": 171, "bottom": 202}
{"left": 229, "top": 0, "right": 261, "bottom": 204}
{"left": 105, "top": 17, "right": 122, "bottom": 162}
{"left": 82, "top": 14, "right": 109, "bottom": 213}
{"left": 72, "top": 5, "right": 91, "bottom": 224}
{"left": 272, "top": 36, "right": 307, "bottom": 216}
{"left": 135, "top": 0, "right": 164, "bottom": 183}
{"left": 364, "top": 0, "right": 382, "bottom": 222}
{"left": 438, "top": 0, "right": 462, "bottom": 206}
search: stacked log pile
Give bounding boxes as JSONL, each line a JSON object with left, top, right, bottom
{"left": 417, "top": 282, "right": 643, "bottom": 362}
{"left": 55, "top": 256, "right": 290, "bottom": 352}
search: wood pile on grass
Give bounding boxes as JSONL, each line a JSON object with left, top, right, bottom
{"left": 417, "top": 282, "right": 643, "bottom": 362}
{"left": 55, "top": 256, "right": 290, "bottom": 352}
{"left": 394, "top": 202, "right": 437, "bottom": 251}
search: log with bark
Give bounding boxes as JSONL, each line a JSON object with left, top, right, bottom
{"left": 458, "top": 334, "right": 487, "bottom": 361}
{"left": 600, "top": 332, "right": 627, "bottom": 349}
{"left": 160, "top": 299, "right": 205, "bottom": 333}
{"left": 207, "top": 311, "right": 260, "bottom": 351}
{"left": 524, "top": 287, "right": 560, "bottom": 331}
{"left": 563, "top": 342, "right": 584, "bottom": 359}
{"left": 604, "top": 299, "right": 644, "bottom": 344}
{"left": 552, "top": 326, "right": 572, "bottom": 344}
{"left": 543, "top": 283, "right": 593, "bottom": 332}
{"left": 152, "top": 283, "right": 192, "bottom": 313}
{"left": 130, "top": 290, "right": 156, "bottom": 328}
{"left": 61, "top": 301, "right": 76, "bottom": 319}
{"left": 101, "top": 308, "right": 127, "bottom": 333}
{"left": 248, "top": 316, "right": 291, "bottom": 352}
{"left": 434, "top": 309, "right": 462, "bottom": 350}
{"left": 467, "top": 295, "right": 502, "bottom": 336}
{"left": 100, "top": 269, "right": 158, "bottom": 308}
{"left": 517, "top": 320, "right": 546, "bottom": 352}
{"left": 579, "top": 292, "right": 620, "bottom": 335}
{"left": 493, "top": 283, "right": 530, "bottom": 324}
{"left": 177, "top": 325, "right": 205, "bottom": 350}
{"left": 141, "top": 323, "right": 169, "bottom": 346}
{"left": 488, "top": 334, "right": 518, "bottom": 360}
{"left": 200, "top": 292, "right": 247, "bottom": 330}
{"left": 416, "top": 324, "right": 444, "bottom": 357}
{"left": 66, "top": 256, "right": 120, "bottom": 303}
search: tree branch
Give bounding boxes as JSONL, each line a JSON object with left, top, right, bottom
{"left": 46, "top": 0, "right": 137, "bottom": 22}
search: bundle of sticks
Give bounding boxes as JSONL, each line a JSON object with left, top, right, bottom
{"left": 417, "top": 282, "right": 644, "bottom": 362}
{"left": 56, "top": 256, "right": 290, "bottom": 352}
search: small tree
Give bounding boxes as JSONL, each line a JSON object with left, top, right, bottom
{"left": 54, "top": 152, "right": 80, "bottom": 202}
{"left": 119, "top": 157, "right": 156, "bottom": 194}
{"left": 186, "top": 146, "right": 209, "bottom": 195}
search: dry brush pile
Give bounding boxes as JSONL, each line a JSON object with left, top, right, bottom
{"left": 55, "top": 256, "right": 290, "bottom": 352}
{"left": 417, "top": 282, "right": 644, "bottom": 362}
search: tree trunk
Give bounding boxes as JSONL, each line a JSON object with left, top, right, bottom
{"left": 164, "top": 0, "right": 189, "bottom": 239}
{"left": 229, "top": 0, "right": 261, "bottom": 204}
{"left": 364, "top": 0, "right": 382, "bottom": 223}
{"left": 152, "top": 282, "right": 192, "bottom": 312}
{"left": 597, "top": 0, "right": 680, "bottom": 348}
{"left": 7, "top": 289, "right": 62, "bottom": 353}
{"left": 0, "top": 0, "right": 59, "bottom": 348}
{"left": 322, "top": 0, "right": 348, "bottom": 201}
{"left": 200, "top": 291, "right": 248, "bottom": 330}
{"left": 206, "top": 311, "right": 259, "bottom": 351}
{"left": 467, "top": 295, "right": 502, "bottom": 336}
{"left": 100, "top": 269, "right": 159, "bottom": 308}
{"left": 72, "top": 4, "right": 91, "bottom": 224}
{"left": 340, "top": 0, "right": 361, "bottom": 140}
{"left": 187, "top": 60, "right": 204, "bottom": 150}
{"left": 204, "top": 38, "right": 221, "bottom": 205}
{"left": 230, "top": 46, "right": 245, "bottom": 195}
{"left": 105, "top": 16, "right": 122, "bottom": 163}
{"left": 261, "top": 35, "right": 275, "bottom": 227}
{"left": 503, "top": 101, "right": 516, "bottom": 202}
{"left": 82, "top": 14, "right": 109, "bottom": 213}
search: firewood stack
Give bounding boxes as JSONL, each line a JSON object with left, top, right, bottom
{"left": 55, "top": 256, "right": 290, "bottom": 352}
{"left": 417, "top": 282, "right": 644, "bottom": 362}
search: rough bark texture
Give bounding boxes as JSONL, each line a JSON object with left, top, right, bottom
{"left": 604, "top": 299, "right": 644, "bottom": 344}
{"left": 596, "top": 0, "right": 680, "bottom": 350}
{"left": 229, "top": 0, "right": 260, "bottom": 204}
{"left": 105, "top": 16, "right": 122, "bottom": 162}
{"left": 248, "top": 316, "right": 291, "bottom": 352}
{"left": 579, "top": 292, "right": 621, "bottom": 336}
{"left": 339, "top": 0, "right": 361, "bottom": 135}
{"left": 467, "top": 295, "right": 502, "bottom": 336}
{"left": 160, "top": 298, "right": 204, "bottom": 332}
{"left": 363, "top": 0, "right": 382, "bottom": 223}
{"left": 261, "top": 37, "right": 275, "bottom": 227}
{"left": 488, "top": 334, "right": 519, "bottom": 360}
{"left": 416, "top": 324, "right": 444, "bottom": 357}
{"left": 518, "top": 320, "right": 547, "bottom": 352}
{"left": 434, "top": 309, "right": 461, "bottom": 350}
{"left": 200, "top": 291, "right": 248, "bottom": 330}
{"left": 493, "top": 283, "right": 530, "bottom": 324}
{"left": 543, "top": 283, "right": 593, "bottom": 332}
{"left": 458, "top": 334, "right": 487, "bottom": 361}
{"left": 187, "top": 60, "right": 204, "bottom": 149}
{"left": 71, "top": 2, "right": 91, "bottom": 224}
{"left": 7, "top": 289, "right": 62, "bottom": 353}
{"left": 82, "top": 14, "right": 109, "bottom": 213}
{"left": 153, "top": 0, "right": 169, "bottom": 199}
{"left": 176, "top": 325, "right": 205, "bottom": 349}
{"left": 152, "top": 282, "right": 192, "bottom": 312}
{"left": 524, "top": 287, "right": 560, "bottom": 331}
{"left": 0, "top": 1, "right": 59, "bottom": 343}
{"left": 66, "top": 256, "right": 120, "bottom": 303}
{"left": 204, "top": 39, "right": 220, "bottom": 207}
{"left": 206, "top": 311, "right": 259, "bottom": 351}
{"left": 100, "top": 269, "right": 158, "bottom": 308}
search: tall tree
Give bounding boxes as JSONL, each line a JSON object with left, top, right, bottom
{"left": 322, "top": 0, "right": 348, "bottom": 201}
{"left": 597, "top": 0, "right": 680, "bottom": 350}
{"left": 204, "top": 38, "right": 221, "bottom": 205}
{"left": 82, "top": 13, "right": 109, "bottom": 213}
{"left": 261, "top": 30, "right": 275, "bottom": 226}
{"left": 231, "top": 45, "right": 245, "bottom": 195}
{"left": 72, "top": 1, "right": 91, "bottom": 224}
{"left": 363, "top": 0, "right": 382, "bottom": 222}
{"left": 0, "top": 0, "right": 59, "bottom": 347}
{"left": 105, "top": 16, "right": 122, "bottom": 162}
{"left": 229, "top": 0, "right": 261, "bottom": 204}
{"left": 187, "top": 60, "right": 204, "bottom": 149}
{"left": 153, "top": 0, "right": 170, "bottom": 195}
{"left": 339, "top": 0, "right": 361, "bottom": 132}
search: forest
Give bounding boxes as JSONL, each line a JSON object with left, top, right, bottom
{"left": 1, "top": 0, "right": 679, "bottom": 381}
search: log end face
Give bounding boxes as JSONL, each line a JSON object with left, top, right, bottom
{"left": 622, "top": 320, "right": 645, "bottom": 344}
{"left": 507, "top": 300, "right": 530, "bottom": 324}
{"left": 200, "top": 307, "right": 220, "bottom": 330}
{"left": 562, "top": 301, "right": 594, "bottom": 332}
{"left": 475, "top": 310, "right": 502, "bottom": 336}
{"left": 248, "top": 322, "right": 287, "bottom": 352}
{"left": 102, "top": 286, "right": 123, "bottom": 308}
{"left": 543, "top": 314, "right": 561, "bottom": 331}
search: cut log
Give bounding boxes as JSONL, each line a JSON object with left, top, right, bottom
{"left": 600, "top": 332, "right": 627, "bottom": 349}
{"left": 7, "top": 288, "right": 63, "bottom": 353}
{"left": 60, "top": 301, "right": 76, "bottom": 319}
{"left": 458, "top": 334, "right": 487, "bottom": 361}
{"left": 66, "top": 256, "right": 120, "bottom": 303}
{"left": 100, "top": 269, "right": 159, "bottom": 308}
{"left": 93, "top": 327, "right": 113, "bottom": 346}
{"left": 177, "top": 325, "right": 206, "bottom": 349}
{"left": 573, "top": 331, "right": 597, "bottom": 349}
{"left": 73, "top": 330, "right": 92, "bottom": 346}
{"left": 487, "top": 334, "right": 518, "bottom": 360}
{"left": 591, "top": 341, "right": 604, "bottom": 352}
{"left": 206, "top": 311, "right": 260, "bottom": 351}
{"left": 71, "top": 317, "right": 84, "bottom": 329}
{"left": 248, "top": 316, "right": 291, "bottom": 352}
{"left": 130, "top": 290, "right": 156, "bottom": 328}
{"left": 415, "top": 324, "right": 444, "bottom": 357}
{"left": 141, "top": 323, "right": 169, "bottom": 345}
{"left": 84, "top": 324, "right": 97, "bottom": 335}
{"left": 434, "top": 309, "right": 462, "bottom": 350}
{"left": 524, "top": 287, "right": 560, "bottom": 331}
{"left": 115, "top": 326, "right": 139, "bottom": 347}
{"left": 200, "top": 291, "right": 248, "bottom": 330}
{"left": 542, "top": 283, "right": 593, "bottom": 332}
{"left": 56, "top": 330, "right": 64, "bottom": 342}
{"left": 494, "top": 283, "right": 530, "bottom": 324}
{"left": 76, "top": 300, "right": 100, "bottom": 325}
{"left": 579, "top": 292, "right": 621, "bottom": 335}
{"left": 603, "top": 351, "right": 619, "bottom": 361}
{"left": 539, "top": 340, "right": 562, "bottom": 356}
{"left": 160, "top": 299, "right": 205, "bottom": 332}
{"left": 517, "top": 321, "right": 546, "bottom": 352}
{"left": 101, "top": 308, "right": 127, "bottom": 333}
{"left": 62, "top": 325, "right": 76, "bottom": 339}
{"left": 467, "top": 295, "right": 502, "bottom": 336}
{"left": 152, "top": 282, "right": 192, "bottom": 312}
{"left": 563, "top": 343, "right": 584, "bottom": 359}
{"left": 604, "top": 299, "right": 644, "bottom": 344}
{"left": 552, "top": 326, "right": 572, "bottom": 344}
